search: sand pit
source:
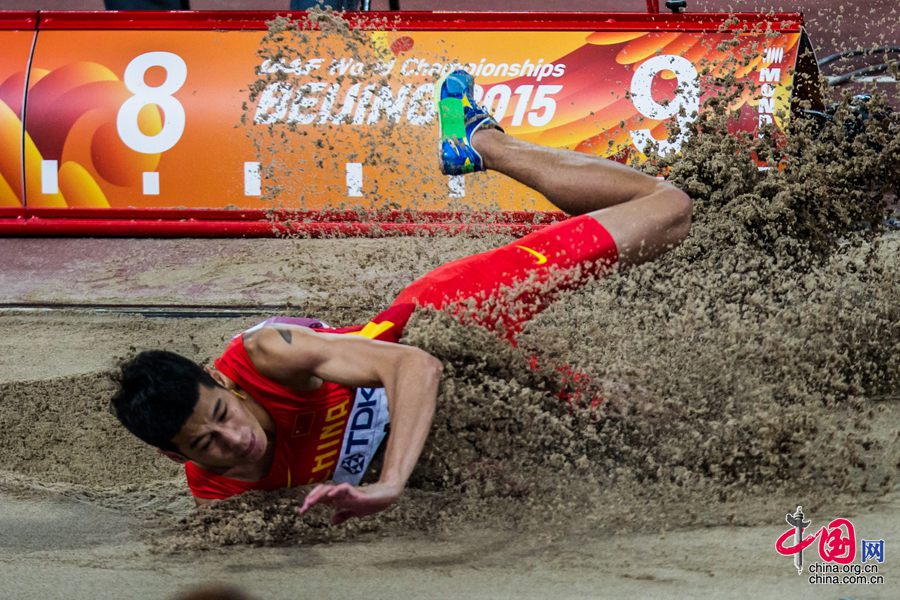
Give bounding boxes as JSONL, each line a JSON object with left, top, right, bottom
{"left": 2, "top": 230, "right": 897, "bottom": 598}
{"left": 0, "top": 227, "right": 897, "bottom": 598}
{"left": 3, "top": 7, "right": 900, "bottom": 599}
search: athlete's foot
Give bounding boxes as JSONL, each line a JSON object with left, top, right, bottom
{"left": 435, "top": 69, "right": 503, "bottom": 175}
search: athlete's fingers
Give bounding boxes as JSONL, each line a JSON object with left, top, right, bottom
{"left": 305, "top": 484, "right": 331, "bottom": 505}
{"left": 298, "top": 484, "right": 332, "bottom": 515}
{"left": 299, "top": 483, "right": 356, "bottom": 515}
{"left": 331, "top": 510, "right": 356, "bottom": 525}
{"left": 324, "top": 483, "right": 354, "bottom": 501}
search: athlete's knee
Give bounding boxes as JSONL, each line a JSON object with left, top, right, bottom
{"left": 661, "top": 182, "right": 693, "bottom": 243}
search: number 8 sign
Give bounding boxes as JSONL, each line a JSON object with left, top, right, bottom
{"left": 116, "top": 52, "right": 187, "bottom": 155}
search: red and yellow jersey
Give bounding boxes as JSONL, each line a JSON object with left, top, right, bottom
{"left": 183, "top": 310, "right": 410, "bottom": 501}
{"left": 185, "top": 333, "right": 355, "bottom": 499}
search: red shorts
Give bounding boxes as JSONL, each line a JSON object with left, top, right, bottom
{"left": 344, "top": 215, "right": 618, "bottom": 343}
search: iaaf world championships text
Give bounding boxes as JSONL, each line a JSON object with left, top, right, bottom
{"left": 259, "top": 56, "right": 567, "bottom": 81}
{"left": 254, "top": 57, "right": 567, "bottom": 127}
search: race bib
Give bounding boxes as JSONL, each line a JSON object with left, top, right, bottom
{"left": 332, "top": 387, "right": 390, "bottom": 485}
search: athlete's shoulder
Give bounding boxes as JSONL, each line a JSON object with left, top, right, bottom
{"left": 242, "top": 323, "right": 320, "bottom": 355}
{"left": 240, "top": 324, "right": 330, "bottom": 389}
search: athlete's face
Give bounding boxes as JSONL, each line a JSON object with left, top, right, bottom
{"left": 171, "top": 383, "right": 268, "bottom": 469}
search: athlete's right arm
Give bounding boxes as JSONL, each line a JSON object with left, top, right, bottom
{"left": 243, "top": 325, "right": 442, "bottom": 524}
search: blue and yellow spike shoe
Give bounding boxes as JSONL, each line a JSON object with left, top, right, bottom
{"left": 435, "top": 69, "right": 503, "bottom": 175}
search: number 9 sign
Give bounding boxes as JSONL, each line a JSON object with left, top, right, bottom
{"left": 629, "top": 54, "right": 700, "bottom": 156}
{"left": 116, "top": 51, "right": 187, "bottom": 154}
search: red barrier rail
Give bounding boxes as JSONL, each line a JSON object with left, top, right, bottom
{"left": 0, "top": 207, "right": 568, "bottom": 237}
{"left": 36, "top": 10, "right": 802, "bottom": 33}
{"left": 0, "top": 216, "right": 548, "bottom": 238}
{"left": 0, "top": 12, "right": 37, "bottom": 29}
{"left": 10, "top": 208, "right": 568, "bottom": 224}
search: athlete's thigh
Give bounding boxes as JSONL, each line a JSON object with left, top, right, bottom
{"left": 392, "top": 215, "right": 618, "bottom": 311}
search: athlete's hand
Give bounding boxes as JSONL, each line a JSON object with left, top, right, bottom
{"left": 297, "top": 482, "right": 402, "bottom": 525}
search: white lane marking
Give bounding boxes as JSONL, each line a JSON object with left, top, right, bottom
{"left": 346, "top": 162, "right": 363, "bottom": 197}
{"left": 143, "top": 171, "right": 160, "bottom": 195}
{"left": 244, "top": 162, "right": 261, "bottom": 196}
{"left": 41, "top": 160, "right": 58, "bottom": 194}
{"left": 448, "top": 175, "right": 465, "bottom": 198}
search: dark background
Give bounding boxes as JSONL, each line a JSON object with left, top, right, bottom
{"left": 0, "top": 1, "right": 895, "bottom": 100}
{"left": 0, "top": 1, "right": 895, "bottom": 56}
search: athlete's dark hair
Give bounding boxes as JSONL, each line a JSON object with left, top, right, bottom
{"left": 111, "top": 350, "right": 219, "bottom": 453}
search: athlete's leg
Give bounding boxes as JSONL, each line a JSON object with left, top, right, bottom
{"left": 472, "top": 129, "right": 692, "bottom": 267}
{"left": 365, "top": 70, "right": 691, "bottom": 342}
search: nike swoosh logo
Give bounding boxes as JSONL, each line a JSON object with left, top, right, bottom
{"left": 515, "top": 245, "right": 548, "bottom": 265}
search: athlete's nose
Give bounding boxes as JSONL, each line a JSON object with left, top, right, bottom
{"left": 219, "top": 426, "right": 244, "bottom": 451}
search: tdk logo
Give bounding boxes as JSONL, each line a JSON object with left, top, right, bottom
{"left": 340, "top": 453, "right": 366, "bottom": 475}
{"left": 344, "top": 387, "right": 378, "bottom": 454}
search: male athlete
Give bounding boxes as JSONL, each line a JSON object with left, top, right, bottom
{"left": 112, "top": 70, "right": 691, "bottom": 525}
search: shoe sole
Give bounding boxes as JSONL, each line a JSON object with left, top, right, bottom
{"left": 434, "top": 71, "right": 469, "bottom": 175}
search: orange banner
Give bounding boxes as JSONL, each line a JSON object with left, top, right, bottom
{"left": 0, "top": 30, "right": 35, "bottom": 208}
{"left": 16, "top": 27, "right": 801, "bottom": 212}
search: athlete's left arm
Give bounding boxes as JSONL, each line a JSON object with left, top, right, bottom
{"left": 245, "top": 326, "right": 443, "bottom": 524}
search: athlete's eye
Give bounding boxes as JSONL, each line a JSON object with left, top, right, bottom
{"left": 220, "top": 408, "right": 228, "bottom": 422}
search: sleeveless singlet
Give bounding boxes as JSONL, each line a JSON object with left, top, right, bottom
{"left": 184, "top": 319, "right": 391, "bottom": 500}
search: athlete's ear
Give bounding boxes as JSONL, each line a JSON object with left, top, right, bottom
{"left": 157, "top": 449, "right": 188, "bottom": 464}
{"left": 205, "top": 365, "right": 228, "bottom": 389}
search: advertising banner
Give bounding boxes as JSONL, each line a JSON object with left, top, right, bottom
{"left": 17, "top": 14, "right": 802, "bottom": 215}
{"left": 0, "top": 25, "right": 36, "bottom": 209}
